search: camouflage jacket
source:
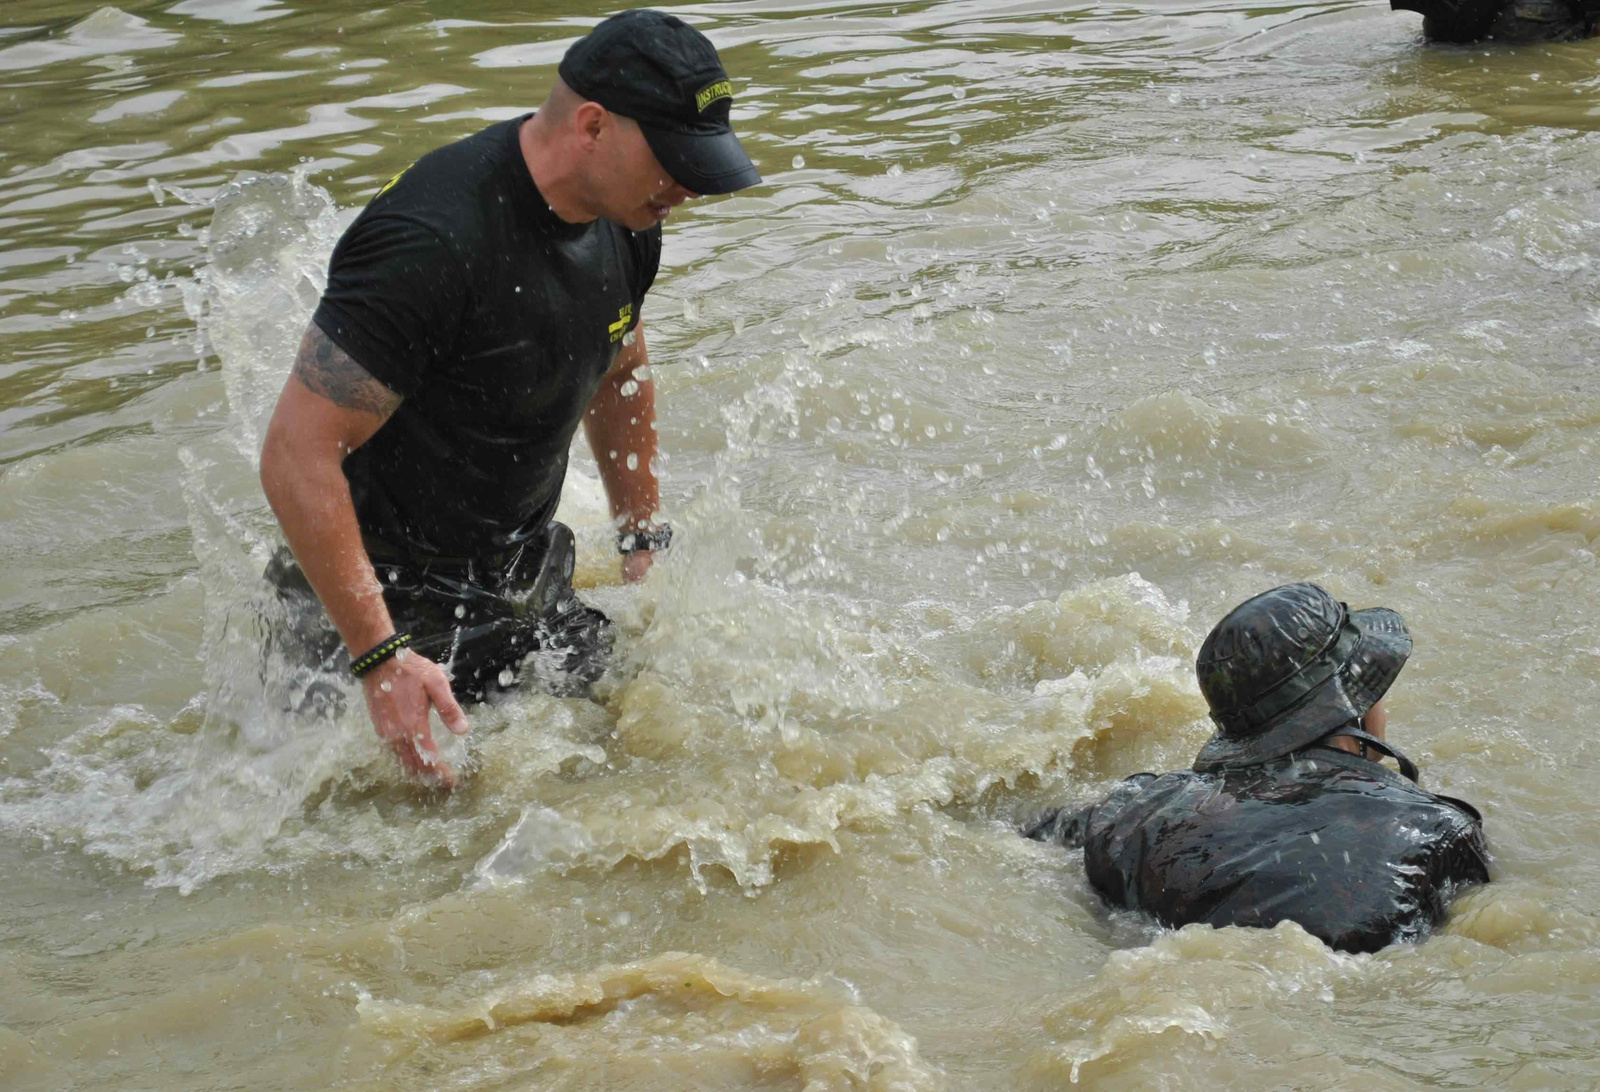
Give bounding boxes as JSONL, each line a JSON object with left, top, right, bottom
{"left": 1027, "top": 747, "right": 1490, "bottom": 953}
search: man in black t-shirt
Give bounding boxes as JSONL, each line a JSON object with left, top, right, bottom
{"left": 258, "top": 11, "right": 761, "bottom": 787}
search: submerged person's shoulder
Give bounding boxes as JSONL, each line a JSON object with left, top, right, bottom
{"left": 1078, "top": 750, "right": 1490, "bottom": 952}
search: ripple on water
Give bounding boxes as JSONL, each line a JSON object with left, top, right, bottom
{"left": 357, "top": 951, "right": 941, "bottom": 1090}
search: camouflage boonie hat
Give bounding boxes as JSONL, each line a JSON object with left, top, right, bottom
{"left": 1192, "top": 582, "right": 1412, "bottom": 772}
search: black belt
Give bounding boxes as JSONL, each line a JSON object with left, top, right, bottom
{"left": 358, "top": 522, "right": 574, "bottom": 636}
{"left": 363, "top": 531, "right": 547, "bottom": 583}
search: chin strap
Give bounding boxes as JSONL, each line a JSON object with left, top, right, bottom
{"left": 1319, "top": 727, "right": 1487, "bottom": 824}
{"left": 1321, "top": 727, "right": 1420, "bottom": 784}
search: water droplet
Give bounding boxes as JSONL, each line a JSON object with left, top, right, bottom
{"left": 792, "top": 154, "right": 805, "bottom": 169}
{"left": 497, "top": 667, "right": 515, "bottom": 687}
{"left": 877, "top": 413, "right": 895, "bottom": 432}
{"left": 395, "top": 647, "right": 409, "bottom": 662}
{"left": 387, "top": 569, "right": 399, "bottom": 584}
{"left": 825, "top": 416, "right": 842, "bottom": 433}
{"left": 454, "top": 604, "right": 466, "bottom": 619}
{"left": 952, "top": 87, "right": 966, "bottom": 100}
{"left": 948, "top": 133, "right": 961, "bottom": 146}
{"left": 379, "top": 680, "right": 392, "bottom": 693}
{"left": 626, "top": 452, "right": 639, "bottom": 470}
{"left": 924, "top": 425, "right": 937, "bottom": 438}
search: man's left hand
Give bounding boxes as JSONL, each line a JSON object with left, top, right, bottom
{"left": 621, "top": 550, "right": 653, "bottom": 583}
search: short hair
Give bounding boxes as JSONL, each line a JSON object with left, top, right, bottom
{"left": 538, "top": 78, "right": 586, "bottom": 124}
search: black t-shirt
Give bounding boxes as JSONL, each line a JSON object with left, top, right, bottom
{"left": 1027, "top": 748, "right": 1490, "bottom": 953}
{"left": 312, "top": 115, "right": 661, "bottom": 562}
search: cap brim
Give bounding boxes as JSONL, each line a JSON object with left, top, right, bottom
{"left": 641, "top": 124, "right": 761, "bottom": 196}
{"left": 1193, "top": 607, "right": 1412, "bottom": 772}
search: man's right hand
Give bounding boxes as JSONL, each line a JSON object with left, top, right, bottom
{"left": 264, "top": 323, "right": 474, "bottom": 789}
{"left": 360, "top": 650, "right": 470, "bottom": 788}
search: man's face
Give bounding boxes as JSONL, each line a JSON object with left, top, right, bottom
{"left": 1362, "top": 699, "right": 1387, "bottom": 739}
{"left": 599, "top": 113, "right": 698, "bottom": 231}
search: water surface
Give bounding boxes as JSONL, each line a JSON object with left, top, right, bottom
{"left": 3, "top": 1, "right": 1599, "bottom": 1088}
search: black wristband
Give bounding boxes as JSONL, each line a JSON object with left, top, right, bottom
{"left": 618, "top": 523, "right": 672, "bottom": 555}
{"left": 350, "top": 632, "right": 411, "bottom": 678}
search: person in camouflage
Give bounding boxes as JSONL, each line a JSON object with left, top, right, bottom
{"left": 1025, "top": 582, "right": 1490, "bottom": 954}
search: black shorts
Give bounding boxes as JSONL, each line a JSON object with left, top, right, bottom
{"left": 264, "top": 521, "right": 612, "bottom": 705}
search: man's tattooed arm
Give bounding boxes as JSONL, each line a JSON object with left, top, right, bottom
{"left": 292, "top": 325, "right": 402, "bottom": 418}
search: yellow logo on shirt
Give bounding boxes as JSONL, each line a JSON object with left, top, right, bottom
{"left": 608, "top": 303, "right": 634, "bottom": 343}
{"left": 376, "top": 164, "right": 411, "bottom": 198}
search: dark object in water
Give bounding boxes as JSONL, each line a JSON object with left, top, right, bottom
{"left": 266, "top": 520, "right": 612, "bottom": 706}
{"left": 1391, "top": 0, "right": 1507, "bottom": 41}
{"left": 1025, "top": 744, "right": 1490, "bottom": 953}
{"left": 1390, "top": 0, "right": 1593, "bottom": 42}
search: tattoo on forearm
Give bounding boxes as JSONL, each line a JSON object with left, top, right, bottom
{"left": 293, "top": 325, "right": 402, "bottom": 417}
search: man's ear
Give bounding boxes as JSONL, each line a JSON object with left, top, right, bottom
{"left": 572, "top": 101, "right": 608, "bottom": 149}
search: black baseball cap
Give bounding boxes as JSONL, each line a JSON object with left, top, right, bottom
{"left": 558, "top": 10, "right": 761, "bottom": 196}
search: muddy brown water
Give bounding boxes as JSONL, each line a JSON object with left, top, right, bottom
{"left": 2, "top": 1, "right": 1599, "bottom": 1089}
